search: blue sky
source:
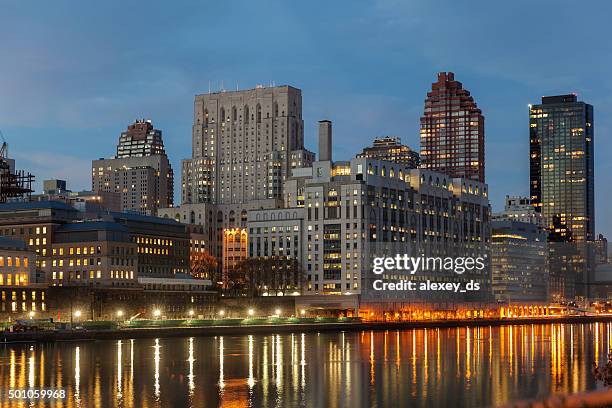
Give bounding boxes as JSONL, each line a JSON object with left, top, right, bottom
{"left": 1, "top": 0, "right": 611, "bottom": 237}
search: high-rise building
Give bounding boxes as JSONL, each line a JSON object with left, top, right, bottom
{"left": 92, "top": 120, "right": 174, "bottom": 215}
{"left": 529, "top": 94, "right": 594, "bottom": 242}
{"left": 491, "top": 219, "right": 548, "bottom": 303}
{"left": 420, "top": 72, "right": 485, "bottom": 182}
{"left": 116, "top": 119, "right": 167, "bottom": 158}
{"left": 181, "top": 85, "right": 313, "bottom": 206}
{"left": 357, "top": 136, "right": 420, "bottom": 168}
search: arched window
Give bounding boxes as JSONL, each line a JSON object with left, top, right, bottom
{"left": 274, "top": 102, "right": 279, "bottom": 117}
{"left": 241, "top": 210, "right": 247, "bottom": 225}
{"left": 381, "top": 166, "right": 386, "bottom": 177}
{"left": 204, "top": 109, "right": 209, "bottom": 125}
{"left": 232, "top": 106, "right": 237, "bottom": 122}
{"left": 220, "top": 107, "right": 225, "bottom": 122}
{"left": 256, "top": 104, "right": 261, "bottom": 123}
{"left": 244, "top": 105, "right": 249, "bottom": 123}
{"left": 190, "top": 211, "right": 195, "bottom": 224}
{"left": 389, "top": 167, "right": 395, "bottom": 178}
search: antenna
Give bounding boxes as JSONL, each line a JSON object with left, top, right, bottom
{"left": 208, "top": 81, "right": 211, "bottom": 94}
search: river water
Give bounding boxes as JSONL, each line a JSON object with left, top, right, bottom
{"left": 0, "top": 323, "right": 609, "bottom": 407}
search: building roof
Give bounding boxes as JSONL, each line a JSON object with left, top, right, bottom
{"left": 0, "top": 236, "right": 29, "bottom": 251}
{"left": 0, "top": 200, "right": 76, "bottom": 212}
{"left": 109, "top": 211, "right": 182, "bottom": 226}
{"left": 56, "top": 221, "right": 129, "bottom": 233}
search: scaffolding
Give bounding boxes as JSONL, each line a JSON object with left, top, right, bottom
{"left": 0, "top": 133, "right": 34, "bottom": 203}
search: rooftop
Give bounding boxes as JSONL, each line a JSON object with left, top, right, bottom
{"left": 0, "top": 200, "right": 77, "bottom": 212}
{"left": 56, "top": 221, "right": 129, "bottom": 233}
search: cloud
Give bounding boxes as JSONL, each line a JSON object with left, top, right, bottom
{"left": 12, "top": 152, "right": 92, "bottom": 193}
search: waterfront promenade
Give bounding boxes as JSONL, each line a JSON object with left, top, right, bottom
{"left": 4, "top": 314, "right": 612, "bottom": 343}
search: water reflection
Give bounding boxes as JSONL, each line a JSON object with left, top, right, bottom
{"left": 0, "top": 323, "right": 609, "bottom": 407}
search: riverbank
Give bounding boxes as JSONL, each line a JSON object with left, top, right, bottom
{"left": 3, "top": 314, "right": 612, "bottom": 343}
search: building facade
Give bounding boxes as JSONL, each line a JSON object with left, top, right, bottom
{"left": 0, "top": 201, "right": 79, "bottom": 276}
{"left": 491, "top": 219, "right": 548, "bottom": 303}
{"left": 50, "top": 221, "right": 139, "bottom": 288}
{"left": 0, "top": 236, "right": 47, "bottom": 317}
{"left": 272, "top": 149, "right": 492, "bottom": 314}
{"left": 116, "top": 119, "right": 167, "bottom": 158}
{"left": 529, "top": 94, "right": 595, "bottom": 242}
{"left": 357, "top": 136, "right": 420, "bottom": 168}
{"left": 493, "top": 195, "right": 543, "bottom": 226}
{"left": 181, "top": 85, "right": 313, "bottom": 206}
{"left": 420, "top": 72, "right": 485, "bottom": 182}
{"left": 92, "top": 119, "right": 174, "bottom": 215}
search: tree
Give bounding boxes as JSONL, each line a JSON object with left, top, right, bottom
{"left": 593, "top": 349, "right": 612, "bottom": 387}
{"left": 190, "top": 251, "right": 218, "bottom": 281}
{"left": 226, "top": 257, "right": 305, "bottom": 298}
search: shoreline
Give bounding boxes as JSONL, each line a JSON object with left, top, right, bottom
{"left": 3, "top": 315, "right": 612, "bottom": 344}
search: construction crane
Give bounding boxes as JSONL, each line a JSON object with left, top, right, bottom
{"left": 0, "top": 129, "right": 34, "bottom": 203}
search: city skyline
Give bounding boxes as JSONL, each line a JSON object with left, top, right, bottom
{"left": 1, "top": 1, "right": 611, "bottom": 240}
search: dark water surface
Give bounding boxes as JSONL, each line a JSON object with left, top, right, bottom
{"left": 0, "top": 323, "right": 609, "bottom": 407}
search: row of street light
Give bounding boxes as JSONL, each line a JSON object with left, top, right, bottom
{"left": 147, "top": 307, "right": 308, "bottom": 319}
{"left": 26, "top": 307, "right": 308, "bottom": 321}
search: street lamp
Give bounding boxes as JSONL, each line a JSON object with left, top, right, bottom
{"left": 275, "top": 308, "right": 281, "bottom": 316}
{"left": 218, "top": 309, "right": 225, "bottom": 317}
{"left": 153, "top": 309, "right": 161, "bottom": 319}
{"left": 117, "top": 310, "right": 124, "bottom": 319}
{"left": 74, "top": 310, "right": 82, "bottom": 319}
{"left": 28, "top": 311, "right": 35, "bottom": 319}
{"left": 247, "top": 308, "right": 255, "bottom": 317}
{"left": 188, "top": 309, "right": 195, "bottom": 318}
{"left": 300, "top": 309, "right": 306, "bottom": 316}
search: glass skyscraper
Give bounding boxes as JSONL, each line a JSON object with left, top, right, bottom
{"left": 529, "top": 94, "right": 594, "bottom": 242}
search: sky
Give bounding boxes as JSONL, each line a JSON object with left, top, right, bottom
{"left": 1, "top": 0, "right": 611, "bottom": 237}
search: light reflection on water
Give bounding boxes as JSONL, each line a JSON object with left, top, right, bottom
{"left": 0, "top": 323, "right": 609, "bottom": 408}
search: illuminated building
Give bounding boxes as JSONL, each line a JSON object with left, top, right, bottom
{"left": 0, "top": 201, "right": 78, "bottom": 276}
{"left": 420, "top": 72, "right": 485, "bottom": 182}
{"left": 110, "top": 212, "right": 190, "bottom": 278}
{"left": 492, "top": 195, "right": 543, "bottom": 226}
{"left": 246, "top": 208, "right": 304, "bottom": 296}
{"left": 92, "top": 119, "right": 174, "bottom": 216}
{"left": 277, "top": 121, "right": 492, "bottom": 313}
{"left": 491, "top": 220, "right": 548, "bottom": 302}
{"left": 0, "top": 236, "right": 46, "bottom": 317}
{"left": 529, "top": 94, "right": 594, "bottom": 242}
{"left": 50, "top": 221, "right": 138, "bottom": 287}
{"left": 222, "top": 228, "right": 248, "bottom": 288}
{"left": 116, "top": 119, "right": 167, "bottom": 158}
{"left": 357, "top": 136, "right": 420, "bottom": 168}
{"left": 182, "top": 85, "right": 313, "bottom": 205}
{"left": 529, "top": 94, "right": 595, "bottom": 300}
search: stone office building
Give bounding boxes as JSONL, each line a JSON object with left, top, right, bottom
{"left": 247, "top": 121, "right": 492, "bottom": 315}
{"left": 92, "top": 119, "right": 174, "bottom": 216}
